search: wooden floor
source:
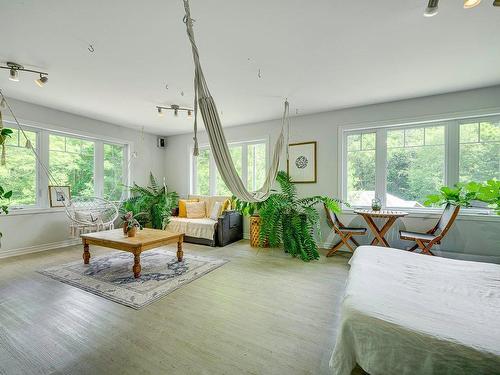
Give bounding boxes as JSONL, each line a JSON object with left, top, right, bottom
{"left": 0, "top": 240, "right": 353, "bottom": 375}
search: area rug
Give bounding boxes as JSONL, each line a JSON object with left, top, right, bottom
{"left": 39, "top": 249, "right": 228, "bottom": 309}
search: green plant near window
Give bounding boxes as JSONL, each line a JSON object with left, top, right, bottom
{"left": 122, "top": 172, "right": 179, "bottom": 229}
{"left": 0, "top": 185, "right": 12, "bottom": 241}
{"left": 424, "top": 180, "right": 500, "bottom": 215}
{"left": 237, "top": 170, "right": 342, "bottom": 262}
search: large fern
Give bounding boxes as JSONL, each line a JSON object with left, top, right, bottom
{"left": 122, "top": 172, "right": 179, "bottom": 229}
{"left": 256, "top": 171, "right": 342, "bottom": 261}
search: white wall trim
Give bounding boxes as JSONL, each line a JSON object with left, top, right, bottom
{"left": 0, "top": 238, "right": 81, "bottom": 259}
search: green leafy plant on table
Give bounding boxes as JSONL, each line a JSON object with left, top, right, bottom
{"left": 235, "top": 170, "right": 343, "bottom": 262}
{"left": 424, "top": 180, "right": 500, "bottom": 214}
{"left": 122, "top": 172, "right": 179, "bottom": 229}
{"left": 121, "top": 211, "right": 142, "bottom": 233}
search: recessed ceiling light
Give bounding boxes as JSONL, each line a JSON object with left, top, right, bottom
{"left": 424, "top": 0, "right": 439, "bottom": 17}
{"left": 464, "top": 0, "right": 481, "bottom": 8}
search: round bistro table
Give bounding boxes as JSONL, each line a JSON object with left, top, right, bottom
{"left": 354, "top": 209, "right": 409, "bottom": 247}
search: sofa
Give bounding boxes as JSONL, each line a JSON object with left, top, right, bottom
{"left": 167, "top": 195, "right": 243, "bottom": 247}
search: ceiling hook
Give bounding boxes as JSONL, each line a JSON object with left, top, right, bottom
{"left": 88, "top": 44, "right": 95, "bottom": 53}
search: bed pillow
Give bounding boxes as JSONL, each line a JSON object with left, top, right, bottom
{"left": 186, "top": 201, "right": 206, "bottom": 219}
{"left": 178, "top": 199, "right": 199, "bottom": 217}
{"left": 209, "top": 201, "right": 222, "bottom": 220}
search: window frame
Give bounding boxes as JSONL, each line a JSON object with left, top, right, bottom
{"left": 2, "top": 118, "right": 131, "bottom": 211}
{"left": 190, "top": 138, "right": 269, "bottom": 196}
{"left": 339, "top": 113, "right": 500, "bottom": 215}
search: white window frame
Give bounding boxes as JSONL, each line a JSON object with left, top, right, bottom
{"left": 190, "top": 138, "right": 269, "bottom": 196}
{"left": 2, "top": 117, "right": 131, "bottom": 211}
{"left": 339, "top": 113, "right": 500, "bottom": 216}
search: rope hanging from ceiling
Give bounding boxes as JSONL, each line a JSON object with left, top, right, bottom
{"left": 182, "top": 0, "right": 289, "bottom": 202}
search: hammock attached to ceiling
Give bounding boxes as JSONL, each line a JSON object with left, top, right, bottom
{"left": 182, "top": 0, "right": 289, "bottom": 202}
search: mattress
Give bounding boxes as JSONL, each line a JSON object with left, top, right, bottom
{"left": 330, "top": 246, "right": 500, "bottom": 375}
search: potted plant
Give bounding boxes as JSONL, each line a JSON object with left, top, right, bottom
{"left": 121, "top": 211, "right": 141, "bottom": 237}
{"left": 123, "top": 172, "right": 179, "bottom": 229}
{"left": 235, "top": 171, "right": 343, "bottom": 261}
{"left": 0, "top": 184, "right": 12, "bottom": 245}
{"left": 232, "top": 197, "right": 266, "bottom": 247}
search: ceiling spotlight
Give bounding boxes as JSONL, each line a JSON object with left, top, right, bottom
{"left": 35, "top": 75, "right": 48, "bottom": 87}
{"left": 187, "top": 109, "right": 193, "bottom": 118}
{"left": 424, "top": 0, "right": 439, "bottom": 16}
{"left": 157, "top": 107, "right": 164, "bottom": 116}
{"left": 156, "top": 104, "right": 193, "bottom": 118}
{"left": 174, "top": 109, "right": 179, "bottom": 117}
{"left": 0, "top": 97, "right": 6, "bottom": 110}
{"left": 494, "top": 0, "right": 500, "bottom": 6}
{"left": 9, "top": 68, "right": 19, "bottom": 82}
{"left": 464, "top": 0, "right": 481, "bottom": 8}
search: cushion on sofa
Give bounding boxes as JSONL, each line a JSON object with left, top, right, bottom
{"left": 209, "top": 201, "right": 222, "bottom": 220}
{"left": 167, "top": 217, "right": 217, "bottom": 240}
{"left": 178, "top": 198, "right": 199, "bottom": 218}
{"left": 186, "top": 201, "right": 206, "bottom": 219}
{"left": 189, "top": 195, "right": 230, "bottom": 217}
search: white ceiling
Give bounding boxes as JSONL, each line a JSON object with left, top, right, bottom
{"left": 1, "top": 0, "right": 499, "bottom": 135}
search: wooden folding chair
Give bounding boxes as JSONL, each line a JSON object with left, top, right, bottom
{"left": 400, "top": 203, "right": 460, "bottom": 256}
{"left": 324, "top": 205, "right": 367, "bottom": 256}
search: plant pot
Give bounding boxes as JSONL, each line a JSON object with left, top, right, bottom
{"left": 249, "top": 215, "right": 268, "bottom": 248}
{"left": 123, "top": 223, "right": 128, "bottom": 234}
{"left": 127, "top": 226, "right": 137, "bottom": 237}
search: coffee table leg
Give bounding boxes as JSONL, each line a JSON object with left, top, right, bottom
{"left": 177, "top": 239, "right": 183, "bottom": 262}
{"left": 83, "top": 241, "right": 90, "bottom": 264}
{"left": 133, "top": 254, "right": 141, "bottom": 278}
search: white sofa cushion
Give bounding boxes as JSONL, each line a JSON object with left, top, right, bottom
{"left": 167, "top": 217, "right": 217, "bottom": 240}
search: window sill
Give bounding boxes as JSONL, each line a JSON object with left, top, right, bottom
{"left": 2, "top": 207, "right": 66, "bottom": 217}
{"left": 341, "top": 208, "right": 500, "bottom": 222}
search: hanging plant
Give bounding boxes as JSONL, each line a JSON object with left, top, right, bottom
{"left": 0, "top": 111, "right": 14, "bottom": 165}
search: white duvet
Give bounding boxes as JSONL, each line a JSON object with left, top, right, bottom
{"left": 330, "top": 246, "right": 500, "bottom": 375}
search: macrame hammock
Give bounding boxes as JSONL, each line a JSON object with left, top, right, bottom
{"left": 0, "top": 90, "right": 118, "bottom": 237}
{"left": 182, "top": 0, "right": 289, "bottom": 202}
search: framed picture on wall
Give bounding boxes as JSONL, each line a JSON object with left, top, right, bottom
{"left": 287, "top": 141, "right": 317, "bottom": 183}
{"left": 49, "top": 185, "right": 71, "bottom": 207}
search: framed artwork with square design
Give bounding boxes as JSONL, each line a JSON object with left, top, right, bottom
{"left": 49, "top": 185, "right": 71, "bottom": 207}
{"left": 287, "top": 141, "right": 317, "bottom": 183}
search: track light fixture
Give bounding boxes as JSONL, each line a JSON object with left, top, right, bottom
{"left": 1, "top": 62, "right": 49, "bottom": 86}
{"left": 424, "top": 0, "right": 498, "bottom": 15}
{"left": 156, "top": 104, "right": 194, "bottom": 118}
{"left": 424, "top": 0, "right": 439, "bottom": 17}
{"left": 464, "top": 0, "right": 481, "bottom": 8}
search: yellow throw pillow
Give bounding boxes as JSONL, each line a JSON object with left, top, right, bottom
{"left": 221, "top": 199, "right": 231, "bottom": 213}
{"left": 186, "top": 201, "right": 206, "bottom": 219}
{"left": 179, "top": 199, "right": 199, "bottom": 218}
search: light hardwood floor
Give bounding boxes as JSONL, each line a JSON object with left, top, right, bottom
{"left": 0, "top": 240, "right": 353, "bottom": 375}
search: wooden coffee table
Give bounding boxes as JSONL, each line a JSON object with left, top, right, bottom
{"left": 80, "top": 228, "right": 184, "bottom": 278}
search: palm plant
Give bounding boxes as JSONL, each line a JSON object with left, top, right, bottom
{"left": 257, "top": 171, "right": 342, "bottom": 262}
{"left": 123, "top": 172, "right": 179, "bottom": 229}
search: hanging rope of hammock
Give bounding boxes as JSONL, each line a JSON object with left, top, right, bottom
{"left": 0, "top": 90, "right": 118, "bottom": 235}
{"left": 182, "top": 0, "right": 289, "bottom": 203}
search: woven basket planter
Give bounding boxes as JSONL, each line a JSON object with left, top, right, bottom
{"left": 250, "top": 215, "right": 268, "bottom": 248}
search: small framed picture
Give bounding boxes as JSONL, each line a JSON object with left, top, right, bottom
{"left": 287, "top": 141, "right": 317, "bottom": 183}
{"left": 49, "top": 186, "right": 71, "bottom": 207}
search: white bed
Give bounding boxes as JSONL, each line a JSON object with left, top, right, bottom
{"left": 330, "top": 246, "right": 500, "bottom": 375}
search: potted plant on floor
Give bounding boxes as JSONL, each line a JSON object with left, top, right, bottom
{"left": 232, "top": 197, "right": 267, "bottom": 247}
{"left": 235, "top": 171, "right": 343, "bottom": 261}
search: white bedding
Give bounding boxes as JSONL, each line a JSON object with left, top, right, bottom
{"left": 330, "top": 246, "right": 500, "bottom": 375}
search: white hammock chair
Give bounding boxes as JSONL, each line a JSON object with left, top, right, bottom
{"left": 182, "top": 0, "right": 289, "bottom": 203}
{"left": 0, "top": 90, "right": 118, "bottom": 237}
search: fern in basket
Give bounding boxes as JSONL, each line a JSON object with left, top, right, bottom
{"left": 123, "top": 172, "right": 179, "bottom": 229}
{"left": 258, "top": 171, "right": 342, "bottom": 261}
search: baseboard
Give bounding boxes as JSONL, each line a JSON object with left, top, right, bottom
{"left": 0, "top": 238, "right": 81, "bottom": 259}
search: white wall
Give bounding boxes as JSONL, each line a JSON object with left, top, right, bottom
{"left": 0, "top": 98, "right": 166, "bottom": 256}
{"left": 164, "top": 85, "right": 500, "bottom": 262}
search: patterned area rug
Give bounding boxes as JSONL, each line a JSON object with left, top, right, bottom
{"left": 39, "top": 249, "right": 228, "bottom": 309}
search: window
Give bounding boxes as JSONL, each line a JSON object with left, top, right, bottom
{"left": 459, "top": 121, "right": 499, "bottom": 182}
{"left": 49, "top": 135, "right": 95, "bottom": 198}
{"left": 0, "top": 129, "right": 37, "bottom": 206}
{"left": 104, "top": 143, "right": 125, "bottom": 201}
{"left": 342, "top": 115, "right": 500, "bottom": 212}
{"left": 0, "top": 120, "right": 129, "bottom": 209}
{"left": 386, "top": 125, "right": 445, "bottom": 206}
{"left": 192, "top": 140, "right": 268, "bottom": 196}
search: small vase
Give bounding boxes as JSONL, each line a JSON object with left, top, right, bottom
{"left": 371, "top": 198, "right": 382, "bottom": 211}
{"left": 123, "top": 223, "right": 128, "bottom": 234}
{"left": 127, "top": 226, "right": 137, "bottom": 237}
